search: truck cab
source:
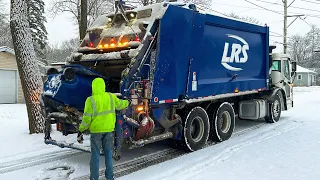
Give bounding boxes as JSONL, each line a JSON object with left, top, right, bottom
{"left": 270, "top": 53, "right": 297, "bottom": 110}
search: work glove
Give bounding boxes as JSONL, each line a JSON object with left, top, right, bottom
{"left": 82, "top": 129, "right": 90, "bottom": 135}
{"left": 77, "top": 132, "right": 83, "bottom": 144}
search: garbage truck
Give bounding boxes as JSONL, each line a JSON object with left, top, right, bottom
{"left": 41, "top": 1, "right": 297, "bottom": 159}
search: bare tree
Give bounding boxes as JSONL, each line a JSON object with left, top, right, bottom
{"left": 45, "top": 38, "right": 80, "bottom": 64}
{"left": 288, "top": 34, "right": 310, "bottom": 65}
{"left": 288, "top": 26, "right": 320, "bottom": 68}
{"left": 48, "top": 0, "right": 114, "bottom": 39}
{"left": 182, "top": 0, "right": 212, "bottom": 7}
{"left": 0, "top": 0, "right": 7, "bottom": 15}
{"left": 80, "top": 0, "right": 87, "bottom": 40}
{"left": 228, "top": 12, "right": 261, "bottom": 25}
{"left": 0, "top": 0, "right": 13, "bottom": 47}
{"left": 0, "top": 21, "right": 13, "bottom": 47}
{"left": 10, "top": 0, "right": 45, "bottom": 134}
{"left": 49, "top": 0, "right": 214, "bottom": 40}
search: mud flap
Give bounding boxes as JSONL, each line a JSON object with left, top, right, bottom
{"left": 113, "top": 113, "right": 123, "bottom": 161}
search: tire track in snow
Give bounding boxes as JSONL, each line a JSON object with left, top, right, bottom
{"left": 0, "top": 121, "right": 266, "bottom": 176}
{"left": 73, "top": 148, "right": 186, "bottom": 180}
{"left": 159, "top": 120, "right": 299, "bottom": 180}
{"left": 74, "top": 122, "right": 266, "bottom": 180}
{"left": 0, "top": 150, "right": 84, "bottom": 174}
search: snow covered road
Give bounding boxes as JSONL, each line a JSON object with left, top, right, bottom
{"left": 0, "top": 86, "right": 319, "bottom": 180}
{"left": 118, "top": 86, "right": 320, "bottom": 180}
{"left": 0, "top": 105, "right": 265, "bottom": 179}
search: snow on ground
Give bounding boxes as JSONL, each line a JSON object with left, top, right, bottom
{"left": 0, "top": 104, "right": 80, "bottom": 163}
{"left": 0, "top": 104, "right": 170, "bottom": 179}
{"left": 0, "top": 86, "right": 319, "bottom": 180}
{"left": 118, "top": 86, "right": 320, "bottom": 180}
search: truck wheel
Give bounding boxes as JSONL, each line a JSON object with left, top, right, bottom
{"left": 211, "top": 102, "right": 235, "bottom": 142}
{"left": 183, "top": 107, "right": 210, "bottom": 151}
{"left": 265, "top": 93, "right": 281, "bottom": 123}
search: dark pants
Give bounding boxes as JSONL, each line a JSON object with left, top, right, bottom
{"left": 90, "top": 132, "right": 114, "bottom": 180}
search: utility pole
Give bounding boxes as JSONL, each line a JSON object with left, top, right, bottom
{"left": 283, "top": 0, "right": 288, "bottom": 54}
{"left": 283, "top": 0, "right": 301, "bottom": 54}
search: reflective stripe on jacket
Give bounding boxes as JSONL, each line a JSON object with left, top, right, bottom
{"left": 79, "top": 78, "right": 129, "bottom": 133}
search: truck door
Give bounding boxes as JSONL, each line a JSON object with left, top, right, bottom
{"left": 282, "top": 59, "right": 293, "bottom": 109}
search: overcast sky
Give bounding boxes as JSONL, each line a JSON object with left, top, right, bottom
{"left": 5, "top": 0, "right": 320, "bottom": 53}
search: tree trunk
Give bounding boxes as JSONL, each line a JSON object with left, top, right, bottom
{"left": 10, "top": 0, "right": 45, "bottom": 134}
{"left": 80, "top": 0, "right": 87, "bottom": 40}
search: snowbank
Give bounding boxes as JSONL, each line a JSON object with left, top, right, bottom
{"left": 0, "top": 104, "right": 81, "bottom": 163}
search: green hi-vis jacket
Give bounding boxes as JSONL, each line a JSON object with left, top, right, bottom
{"left": 79, "top": 78, "right": 129, "bottom": 133}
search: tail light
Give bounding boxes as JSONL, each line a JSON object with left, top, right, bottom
{"left": 57, "top": 122, "right": 62, "bottom": 131}
{"left": 135, "top": 36, "right": 140, "bottom": 42}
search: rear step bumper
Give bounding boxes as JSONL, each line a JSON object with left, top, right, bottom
{"left": 44, "top": 139, "right": 92, "bottom": 153}
{"left": 45, "top": 138, "right": 123, "bottom": 160}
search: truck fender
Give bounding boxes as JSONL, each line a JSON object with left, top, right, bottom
{"left": 267, "top": 88, "right": 286, "bottom": 110}
{"left": 267, "top": 88, "right": 281, "bottom": 102}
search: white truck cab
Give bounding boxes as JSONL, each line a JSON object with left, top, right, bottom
{"left": 270, "top": 53, "right": 297, "bottom": 110}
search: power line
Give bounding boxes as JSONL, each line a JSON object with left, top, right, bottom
{"left": 195, "top": 2, "right": 291, "bottom": 40}
{"left": 255, "top": 0, "right": 281, "bottom": 5}
{"left": 197, "top": 3, "right": 285, "bottom": 27}
{"left": 273, "top": 41, "right": 285, "bottom": 45}
{"left": 255, "top": 0, "right": 320, "bottom": 14}
{"left": 196, "top": 4, "right": 229, "bottom": 17}
{"left": 245, "top": 0, "right": 320, "bottom": 19}
{"left": 270, "top": 31, "right": 292, "bottom": 38}
{"left": 270, "top": 35, "right": 290, "bottom": 39}
{"left": 270, "top": 31, "right": 283, "bottom": 36}
{"left": 270, "top": 34, "right": 282, "bottom": 37}
{"left": 251, "top": 0, "right": 320, "bottom": 19}
{"left": 211, "top": 3, "right": 261, "bottom": 9}
{"left": 244, "top": 0, "right": 284, "bottom": 15}
{"left": 233, "top": 0, "right": 279, "bottom": 13}
{"left": 300, "top": 0, "right": 320, "bottom": 5}
{"left": 267, "top": 20, "right": 284, "bottom": 24}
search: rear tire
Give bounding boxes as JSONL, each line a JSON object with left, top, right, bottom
{"left": 265, "top": 93, "right": 282, "bottom": 123}
{"left": 210, "top": 102, "right": 235, "bottom": 142}
{"left": 182, "top": 107, "right": 210, "bottom": 151}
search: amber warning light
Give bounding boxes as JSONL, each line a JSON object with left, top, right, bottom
{"left": 95, "top": 35, "right": 141, "bottom": 49}
{"left": 136, "top": 105, "right": 144, "bottom": 112}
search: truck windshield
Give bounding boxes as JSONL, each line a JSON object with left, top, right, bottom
{"left": 272, "top": 60, "right": 281, "bottom": 71}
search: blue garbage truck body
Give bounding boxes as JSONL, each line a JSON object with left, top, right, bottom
{"left": 152, "top": 6, "right": 269, "bottom": 104}
{"left": 42, "top": 2, "right": 295, "bottom": 158}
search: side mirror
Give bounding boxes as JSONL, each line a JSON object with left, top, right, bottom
{"left": 292, "top": 61, "right": 297, "bottom": 72}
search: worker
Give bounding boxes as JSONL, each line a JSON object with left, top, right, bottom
{"left": 77, "top": 77, "right": 129, "bottom": 180}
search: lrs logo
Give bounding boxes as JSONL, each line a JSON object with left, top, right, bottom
{"left": 221, "top": 34, "right": 249, "bottom": 71}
